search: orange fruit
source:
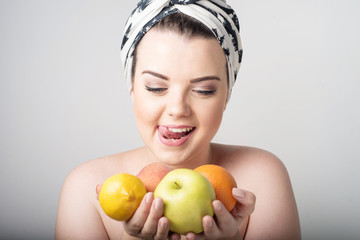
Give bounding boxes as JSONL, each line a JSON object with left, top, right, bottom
{"left": 194, "top": 164, "right": 237, "bottom": 212}
{"left": 99, "top": 173, "right": 146, "bottom": 221}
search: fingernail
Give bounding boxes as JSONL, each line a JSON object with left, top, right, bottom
{"left": 205, "top": 217, "right": 214, "bottom": 228}
{"left": 160, "top": 218, "right": 168, "bottom": 229}
{"left": 187, "top": 235, "right": 195, "bottom": 240}
{"left": 214, "top": 200, "right": 223, "bottom": 211}
{"left": 233, "top": 188, "right": 246, "bottom": 198}
{"left": 96, "top": 184, "right": 102, "bottom": 194}
{"left": 171, "top": 235, "right": 180, "bottom": 240}
{"left": 146, "top": 192, "right": 153, "bottom": 204}
{"left": 154, "top": 198, "right": 163, "bottom": 210}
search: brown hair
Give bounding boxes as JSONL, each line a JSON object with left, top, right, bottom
{"left": 131, "top": 12, "right": 216, "bottom": 79}
{"left": 153, "top": 12, "right": 215, "bottom": 39}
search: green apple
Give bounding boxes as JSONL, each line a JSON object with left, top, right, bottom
{"left": 154, "top": 168, "right": 215, "bottom": 235}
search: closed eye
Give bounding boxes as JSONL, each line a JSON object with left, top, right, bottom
{"left": 145, "top": 85, "right": 167, "bottom": 94}
{"left": 194, "top": 90, "right": 216, "bottom": 95}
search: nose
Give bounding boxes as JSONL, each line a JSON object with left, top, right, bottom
{"left": 166, "top": 91, "right": 191, "bottom": 118}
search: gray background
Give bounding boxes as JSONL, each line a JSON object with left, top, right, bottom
{"left": 1, "top": 0, "right": 359, "bottom": 239}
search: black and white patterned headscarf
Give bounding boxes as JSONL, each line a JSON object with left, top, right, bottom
{"left": 121, "top": 0, "right": 242, "bottom": 100}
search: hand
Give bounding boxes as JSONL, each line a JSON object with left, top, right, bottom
{"left": 96, "top": 185, "right": 177, "bottom": 239}
{"left": 123, "top": 192, "right": 175, "bottom": 240}
{"left": 96, "top": 185, "right": 255, "bottom": 240}
{"left": 206, "top": 188, "right": 255, "bottom": 239}
{"left": 184, "top": 188, "right": 256, "bottom": 240}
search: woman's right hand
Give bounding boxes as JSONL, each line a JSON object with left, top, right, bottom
{"left": 96, "top": 184, "right": 179, "bottom": 239}
{"left": 123, "top": 192, "right": 180, "bottom": 240}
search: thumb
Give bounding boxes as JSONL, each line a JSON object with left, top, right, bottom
{"left": 231, "top": 188, "right": 256, "bottom": 221}
{"left": 95, "top": 184, "right": 103, "bottom": 200}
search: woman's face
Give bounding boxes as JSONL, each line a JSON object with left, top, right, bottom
{"left": 131, "top": 29, "right": 228, "bottom": 167}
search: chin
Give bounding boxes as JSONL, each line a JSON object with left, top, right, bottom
{"left": 155, "top": 151, "right": 190, "bottom": 167}
{"left": 153, "top": 144, "right": 209, "bottom": 169}
{"left": 142, "top": 130, "right": 213, "bottom": 167}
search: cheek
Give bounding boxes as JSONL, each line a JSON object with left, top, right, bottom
{"left": 133, "top": 92, "right": 161, "bottom": 132}
{"left": 134, "top": 95, "right": 149, "bottom": 124}
{"left": 197, "top": 101, "right": 225, "bottom": 133}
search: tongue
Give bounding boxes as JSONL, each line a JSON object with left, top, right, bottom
{"left": 159, "top": 126, "right": 188, "bottom": 140}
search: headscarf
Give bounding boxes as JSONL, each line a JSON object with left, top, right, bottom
{"left": 121, "top": 0, "right": 242, "bottom": 100}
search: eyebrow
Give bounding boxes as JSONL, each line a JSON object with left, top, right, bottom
{"left": 142, "top": 70, "right": 220, "bottom": 83}
{"left": 142, "top": 71, "right": 168, "bottom": 80}
{"left": 190, "top": 76, "right": 220, "bottom": 83}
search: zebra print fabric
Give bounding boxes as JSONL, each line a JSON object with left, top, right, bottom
{"left": 121, "top": 0, "right": 242, "bottom": 99}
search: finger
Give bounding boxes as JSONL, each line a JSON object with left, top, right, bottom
{"left": 141, "top": 197, "right": 165, "bottom": 237}
{"left": 96, "top": 184, "right": 102, "bottom": 194}
{"left": 169, "top": 233, "right": 181, "bottom": 240}
{"left": 95, "top": 184, "right": 102, "bottom": 200}
{"left": 202, "top": 215, "right": 219, "bottom": 239}
{"left": 124, "top": 192, "right": 153, "bottom": 236}
{"left": 214, "top": 200, "right": 236, "bottom": 229}
{"left": 186, "top": 232, "right": 205, "bottom": 240}
{"left": 154, "top": 217, "right": 170, "bottom": 240}
{"left": 231, "top": 188, "right": 256, "bottom": 221}
{"left": 204, "top": 200, "right": 238, "bottom": 238}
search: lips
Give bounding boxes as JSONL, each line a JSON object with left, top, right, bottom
{"left": 158, "top": 125, "right": 195, "bottom": 146}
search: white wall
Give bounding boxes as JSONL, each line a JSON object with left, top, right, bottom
{"left": 0, "top": 1, "right": 359, "bottom": 239}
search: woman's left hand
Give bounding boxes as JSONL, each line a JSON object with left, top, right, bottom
{"left": 184, "top": 188, "right": 256, "bottom": 240}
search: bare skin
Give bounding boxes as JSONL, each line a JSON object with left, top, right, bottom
{"left": 55, "top": 29, "right": 301, "bottom": 239}
{"left": 56, "top": 145, "right": 300, "bottom": 239}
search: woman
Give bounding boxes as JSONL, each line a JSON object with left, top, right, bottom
{"left": 56, "top": 0, "right": 301, "bottom": 239}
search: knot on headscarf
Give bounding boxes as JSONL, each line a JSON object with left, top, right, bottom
{"left": 121, "top": 0, "right": 242, "bottom": 100}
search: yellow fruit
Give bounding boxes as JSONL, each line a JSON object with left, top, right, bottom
{"left": 99, "top": 173, "right": 146, "bottom": 221}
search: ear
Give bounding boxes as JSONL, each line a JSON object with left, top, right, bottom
{"left": 223, "top": 93, "right": 229, "bottom": 112}
{"left": 130, "top": 89, "right": 134, "bottom": 102}
{"left": 223, "top": 100, "right": 227, "bottom": 112}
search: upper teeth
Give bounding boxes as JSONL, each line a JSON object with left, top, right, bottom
{"left": 168, "top": 127, "right": 193, "bottom": 133}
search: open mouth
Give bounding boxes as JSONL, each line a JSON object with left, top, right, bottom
{"left": 158, "top": 126, "right": 195, "bottom": 145}
{"left": 159, "top": 126, "right": 194, "bottom": 140}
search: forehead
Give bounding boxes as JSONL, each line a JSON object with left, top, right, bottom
{"left": 135, "top": 29, "right": 227, "bottom": 74}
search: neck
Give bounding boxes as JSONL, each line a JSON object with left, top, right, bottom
{"left": 143, "top": 143, "right": 214, "bottom": 169}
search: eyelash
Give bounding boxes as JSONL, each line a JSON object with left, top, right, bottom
{"left": 145, "top": 86, "right": 167, "bottom": 93}
{"left": 145, "top": 86, "right": 216, "bottom": 96}
{"left": 195, "top": 90, "right": 216, "bottom": 95}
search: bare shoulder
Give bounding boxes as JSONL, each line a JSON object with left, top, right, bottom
{"left": 59, "top": 152, "right": 129, "bottom": 199}
{"left": 212, "top": 143, "right": 286, "bottom": 178}
{"left": 56, "top": 150, "right": 142, "bottom": 239}
{"left": 213, "top": 144, "right": 291, "bottom": 199}
{"left": 59, "top": 148, "right": 146, "bottom": 196}
{"left": 212, "top": 143, "right": 292, "bottom": 202}
{"left": 213, "top": 144, "right": 301, "bottom": 240}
